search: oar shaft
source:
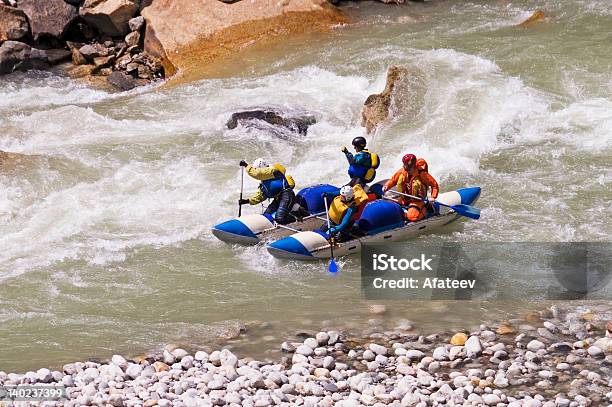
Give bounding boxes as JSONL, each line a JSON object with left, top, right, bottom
{"left": 323, "top": 195, "right": 335, "bottom": 259}
{"left": 389, "top": 190, "right": 427, "bottom": 202}
{"left": 238, "top": 167, "right": 244, "bottom": 217}
{"left": 275, "top": 223, "right": 300, "bottom": 233}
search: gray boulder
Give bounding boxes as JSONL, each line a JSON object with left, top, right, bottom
{"left": 128, "top": 15, "right": 144, "bottom": 32}
{"left": 16, "top": 0, "right": 77, "bottom": 41}
{"left": 0, "top": 41, "right": 48, "bottom": 74}
{"left": 80, "top": 0, "right": 138, "bottom": 37}
{"left": 0, "top": 5, "right": 29, "bottom": 42}
{"left": 226, "top": 109, "right": 316, "bottom": 136}
{"left": 107, "top": 70, "right": 135, "bottom": 90}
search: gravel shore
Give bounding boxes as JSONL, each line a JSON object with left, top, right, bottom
{"left": 1, "top": 303, "right": 610, "bottom": 407}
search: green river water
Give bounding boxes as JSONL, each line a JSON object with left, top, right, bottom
{"left": 0, "top": 0, "right": 610, "bottom": 372}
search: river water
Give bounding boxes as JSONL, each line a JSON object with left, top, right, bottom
{"left": 0, "top": 0, "right": 610, "bottom": 372}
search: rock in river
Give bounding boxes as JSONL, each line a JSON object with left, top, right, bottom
{"left": 226, "top": 109, "right": 316, "bottom": 136}
{"left": 361, "top": 65, "right": 426, "bottom": 134}
{"left": 16, "top": 0, "right": 77, "bottom": 41}
{"left": 0, "top": 4, "right": 29, "bottom": 42}
{"left": 140, "top": 0, "right": 347, "bottom": 76}
{"left": 80, "top": 0, "right": 138, "bottom": 37}
{"left": 0, "top": 41, "right": 48, "bottom": 74}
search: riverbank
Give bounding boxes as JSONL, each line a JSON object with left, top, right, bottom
{"left": 1, "top": 0, "right": 611, "bottom": 390}
{"left": 1, "top": 303, "right": 610, "bottom": 406}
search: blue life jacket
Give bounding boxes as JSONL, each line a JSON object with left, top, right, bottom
{"left": 348, "top": 149, "right": 380, "bottom": 182}
{"left": 260, "top": 164, "right": 295, "bottom": 198}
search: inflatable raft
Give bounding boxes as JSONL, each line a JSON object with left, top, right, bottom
{"left": 266, "top": 187, "right": 481, "bottom": 260}
{"left": 212, "top": 184, "right": 339, "bottom": 245}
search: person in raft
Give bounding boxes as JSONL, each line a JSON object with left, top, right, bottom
{"left": 341, "top": 136, "right": 380, "bottom": 188}
{"left": 382, "top": 153, "right": 439, "bottom": 222}
{"left": 322, "top": 184, "right": 372, "bottom": 242}
{"left": 415, "top": 157, "right": 439, "bottom": 211}
{"left": 238, "top": 158, "right": 300, "bottom": 225}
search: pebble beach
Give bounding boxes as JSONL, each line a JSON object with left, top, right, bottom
{"left": 1, "top": 303, "right": 610, "bottom": 407}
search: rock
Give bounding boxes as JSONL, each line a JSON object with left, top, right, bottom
{"left": 140, "top": 0, "right": 348, "bottom": 77}
{"left": 361, "top": 65, "right": 425, "bottom": 134}
{"left": 111, "top": 355, "right": 128, "bottom": 370}
{"left": 405, "top": 349, "right": 425, "bottom": 361}
{"left": 66, "top": 63, "right": 96, "bottom": 78}
{"left": 16, "top": 0, "right": 77, "bottom": 41}
{"left": 313, "top": 368, "right": 329, "bottom": 378}
{"left": 194, "top": 350, "right": 208, "bottom": 361}
{"left": 45, "top": 48, "right": 71, "bottom": 64}
{"left": 450, "top": 332, "right": 468, "bottom": 346}
{"left": 107, "top": 70, "right": 135, "bottom": 89}
{"left": 480, "top": 330, "right": 496, "bottom": 342}
{"left": 483, "top": 394, "right": 501, "bottom": 405}
{"left": 323, "top": 355, "right": 335, "bottom": 370}
{"left": 93, "top": 54, "right": 115, "bottom": 68}
{"left": 496, "top": 324, "right": 516, "bottom": 335}
{"left": 125, "top": 30, "right": 140, "bottom": 47}
{"left": 125, "top": 61, "right": 138, "bottom": 73}
{"left": 80, "top": 0, "right": 138, "bottom": 37}
{"left": 593, "top": 337, "right": 612, "bottom": 352}
{"left": 527, "top": 340, "right": 546, "bottom": 351}
{"left": 316, "top": 332, "right": 330, "bottom": 346}
{"left": 281, "top": 342, "right": 296, "bottom": 353}
{"left": 152, "top": 361, "right": 169, "bottom": 372}
{"left": 369, "top": 343, "right": 387, "bottom": 356}
{"left": 296, "top": 345, "right": 313, "bottom": 356}
{"left": 71, "top": 47, "right": 87, "bottom": 65}
{"left": 125, "top": 363, "right": 142, "bottom": 379}
{"left": 226, "top": 109, "right": 316, "bottom": 136}
{"left": 180, "top": 355, "right": 194, "bottom": 369}
{"left": 108, "top": 394, "right": 124, "bottom": 407}
{"left": 78, "top": 44, "right": 101, "bottom": 60}
{"left": 362, "top": 349, "right": 375, "bottom": 361}
{"left": 36, "top": 368, "right": 52, "bottom": 383}
{"left": 368, "top": 304, "right": 386, "bottom": 315}
{"left": 432, "top": 346, "right": 449, "bottom": 361}
{"left": 0, "top": 41, "right": 48, "bottom": 74}
{"left": 519, "top": 10, "right": 546, "bottom": 27}
{"left": 0, "top": 5, "right": 29, "bottom": 42}
{"left": 465, "top": 335, "right": 483, "bottom": 358}
{"left": 587, "top": 346, "right": 603, "bottom": 358}
{"left": 128, "top": 15, "right": 144, "bottom": 32}
{"left": 303, "top": 337, "right": 318, "bottom": 350}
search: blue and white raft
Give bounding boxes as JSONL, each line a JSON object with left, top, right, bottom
{"left": 212, "top": 184, "right": 338, "bottom": 245}
{"left": 266, "top": 187, "right": 481, "bottom": 260}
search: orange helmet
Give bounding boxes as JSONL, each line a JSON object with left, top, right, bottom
{"left": 416, "top": 158, "right": 428, "bottom": 172}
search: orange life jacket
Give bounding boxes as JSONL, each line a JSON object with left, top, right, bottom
{"left": 416, "top": 158, "right": 439, "bottom": 199}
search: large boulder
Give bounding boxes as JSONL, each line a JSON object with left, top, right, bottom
{"left": 0, "top": 5, "right": 29, "bottom": 42}
{"left": 361, "top": 65, "right": 426, "bottom": 134}
{"left": 0, "top": 151, "right": 30, "bottom": 170}
{"left": 518, "top": 10, "right": 545, "bottom": 27}
{"left": 227, "top": 109, "right": 316, "bottom": 136}
{"left": 80, "top": 0, "right": 138, "bottom": 37}
{"left": 140, "top": 0, "right": 348, "bottom": 76}
{"left": 0, "top": 40, "right": 48, "bottom": 74}
{"left": 16, "top": 0, "right": 77, "bottom": 41}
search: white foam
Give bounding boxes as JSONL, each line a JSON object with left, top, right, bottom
{"left": 0, "top": 47, "right": 609, "bottom": 277}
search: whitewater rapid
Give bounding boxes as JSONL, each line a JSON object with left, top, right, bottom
{"left": 0, "top": 0, "right": 610, "bottom": 372}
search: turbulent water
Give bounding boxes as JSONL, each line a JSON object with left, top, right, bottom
{"left": 0, "top": 0, "right": 611, "bottom": 372}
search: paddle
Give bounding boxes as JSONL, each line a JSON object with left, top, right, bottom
{"left": 238, "top": 166, "right": 244, "bottom": 217}
{"left": 391, "top": 190, "right": 481, "bottom": 220}
{"left": 323, "top": 194, "right": 338, "bottom": 273}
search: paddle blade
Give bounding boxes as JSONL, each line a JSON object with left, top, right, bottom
{"left": 328, "top": 259, "right": 338, "bottom": 273}
{"left": 451, "top": 204, "right": 481, "bottom": 220}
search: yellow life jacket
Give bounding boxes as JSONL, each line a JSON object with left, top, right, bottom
{"left": 328, "top": 185, "right": 367, "bottom": 224}
{"left": 364, "top": 151, "right": 380, "bottom": 183}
